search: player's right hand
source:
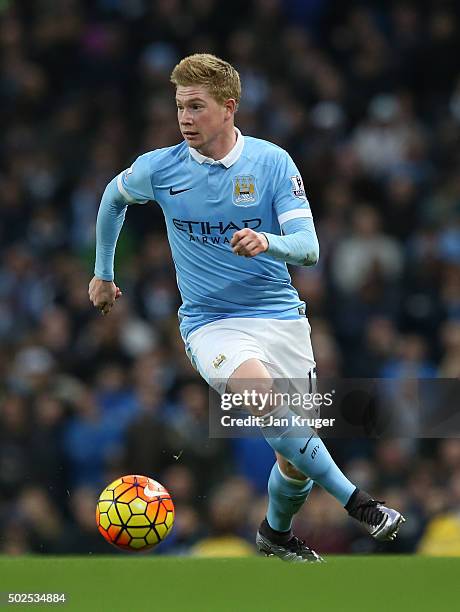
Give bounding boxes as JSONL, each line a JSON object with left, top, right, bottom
{"left": 88, "top": 276, "right": 122, "bottom": 315}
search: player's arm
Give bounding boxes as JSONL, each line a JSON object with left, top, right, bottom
{"left": 263, "top": 215, "right": 319, "bottom": 266}
{"left": 89, "top": 154, "right": 154, "bottom": 314}
{"left": 230, "top": 218, "right": 318, "bottom": 265}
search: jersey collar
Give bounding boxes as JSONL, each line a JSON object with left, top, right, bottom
{"left": 189, "top": 128, "right": 244, "bottom": 168}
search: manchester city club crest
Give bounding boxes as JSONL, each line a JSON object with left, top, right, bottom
{"left": 232, "top": 175, "right": 258, "bottom": 206}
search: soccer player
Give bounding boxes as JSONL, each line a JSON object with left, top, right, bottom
{"left": 89, "top": 54, "right": 405, "bottom": 562}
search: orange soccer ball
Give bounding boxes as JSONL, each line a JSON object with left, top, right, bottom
{"left": 96, "top": 475, "right": 175, "bottom": 551}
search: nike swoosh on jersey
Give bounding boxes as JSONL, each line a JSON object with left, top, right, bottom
{"left": 169, "top": 187, "right": 192, "bottom": 195}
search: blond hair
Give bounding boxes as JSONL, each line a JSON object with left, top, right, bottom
{"left": 170, "top": 53, "right": 241, "bottom": 106}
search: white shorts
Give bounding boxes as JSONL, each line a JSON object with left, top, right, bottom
{"left": 185, "top": 317, "right": 316, "bottom": 394}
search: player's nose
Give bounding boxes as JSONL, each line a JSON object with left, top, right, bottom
{"left": 180, "top": 108, "right": 194, "bottom": 124}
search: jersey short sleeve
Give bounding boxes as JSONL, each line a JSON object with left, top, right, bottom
{"left": 273, "top": 152, "right": 312, "bottom": 227}
{"left": 116, "top": 153, "right": 155, "bottom": 204}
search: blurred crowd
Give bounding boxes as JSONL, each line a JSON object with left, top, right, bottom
{"left": 1, "top": 0, "right": 460, "bottom": 556}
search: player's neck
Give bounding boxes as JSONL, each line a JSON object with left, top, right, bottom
{"left": 196, "top": 126, "right": 237, "bottom": 161}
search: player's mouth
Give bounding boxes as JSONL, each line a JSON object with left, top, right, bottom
{"left": 183, "top": 131, "right": 199, "bottom": 140}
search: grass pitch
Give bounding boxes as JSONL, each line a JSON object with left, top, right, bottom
{"left": 1, "top": 555, "right": 457, "bottom": 611}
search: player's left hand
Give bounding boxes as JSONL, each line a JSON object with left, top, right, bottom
{"left": 231, "top": 228, "right": 269, "bottom": 258}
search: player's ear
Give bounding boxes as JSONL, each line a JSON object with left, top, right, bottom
{"left": 224, "top": 98, "right": 237, "bottom": 118}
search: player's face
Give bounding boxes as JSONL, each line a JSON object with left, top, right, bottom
{"left": 176, "top": 85, "right": 233, "bottom": 153}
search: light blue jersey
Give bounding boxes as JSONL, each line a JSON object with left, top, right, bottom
{"left": 95, "top": 129, "right": 318, "bottom": 340}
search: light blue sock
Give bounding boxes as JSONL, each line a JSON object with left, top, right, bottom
{"left": 263, "top": 425, "right": 356, "bottom": 506}
{"left": 267, "top": 462, "right": 314, "bottom": 532}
